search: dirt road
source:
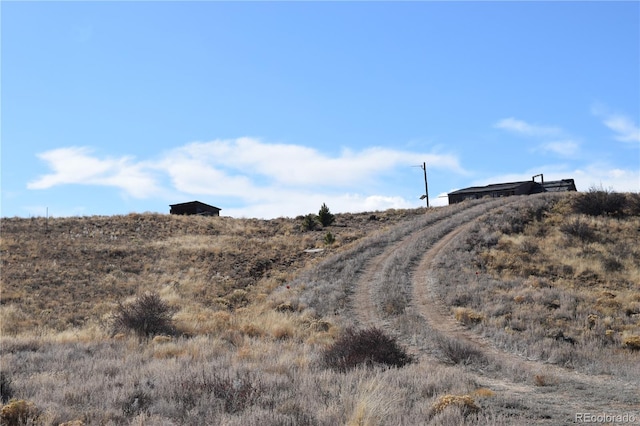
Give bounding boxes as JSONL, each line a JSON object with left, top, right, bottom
{"left": 348, "top": 199, "right": 640, "bottom": 423}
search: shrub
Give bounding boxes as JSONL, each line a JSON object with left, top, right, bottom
{"left": 301, "top": 214, "right": 318, "bottom": 231}
{"left": 573, "top": 186, "right": 626, "bottom": 217}
{"left": 0, "top": 399, "right": 41, "bottom": 426}
{"left": 434, "top": 334, "right": 487, "bottom": 366}
{"left": 172, "top": 372, "right": 262, "bottom": 414}
{"left": 560, "top": 218, "right": 594, "bottom": 242}
{"left": 430, "top": 394, "right": 479, "bottom": 417}
{"left": 111, "top": 292, "right": 177, "bottom": 338}
{"left": 0, "top": 372, "right": 13, "bottom": 404}
{"left": 453, "top": 307, "right": 484, "bottom": 326}
{"left": 622, "top": 335, "right": 640, "bottom": 351}
{"left": 318, "top": 203, "right": 335, "bottom": 227}
{"left": 121, "top": 390, "right": 152, "bottom": 417}
{"left": 625, "top": 192, "right": 640, "bottom": 216}
{"left": 324, "top": 231, "right": 335, "bottom": 245}
{"left": 322, "top": 327, "right": 413, "bottom": 372}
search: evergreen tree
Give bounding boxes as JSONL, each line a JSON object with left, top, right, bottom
{"left": 318, "top": 203, "right": 335, "bottom": 227}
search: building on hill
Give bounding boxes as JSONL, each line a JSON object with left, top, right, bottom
{"left": 169, "top": 201, "right": 221, "bottom": 216}
{"left": 447, "top": 176, "right": 576, "bottom": 204}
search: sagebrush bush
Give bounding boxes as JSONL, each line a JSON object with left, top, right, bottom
{"left": 172, "top": 371, "right": 262, "bottom": 414}
{"left": 111, "top": 292, "right": 177, "bottom": 338}
{"left": 573, "top": 186, "right": 626, "bottom": 217}
{"left": 0, "top": 399, "right": 41, "bottom": 426}
{"left": 322, "top": 327, "right": 413, "bottom": 371}
{"left": 0, "top": 372, "right": 13, "bottom": 404}
{"left": 435, "top": 334, "right": 487, "bottom": 366}
{"left": 559, "top": 217, "right": 594, "bottom": 242}
{"left": 625, "top": 192, "right": 640, "bottom": 216}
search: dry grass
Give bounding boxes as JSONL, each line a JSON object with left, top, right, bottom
{"left": 1, "top": 197, "right": 639, "bottom": 424}
{"left": 434, "top": 193, "right": 640, "bottom": 377}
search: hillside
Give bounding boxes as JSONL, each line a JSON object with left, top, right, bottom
{"left": 1, "top": 192, "right": 639, "bottom": 425}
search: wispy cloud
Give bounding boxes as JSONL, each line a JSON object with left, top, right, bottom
{"left": 602, "top": 115, "right": 640, "bottom": 143}
{"left": 592, "top": 104, "right": 640, "bottom": 144}
{"left": 494, "top": 117, "right": 582, "bottom": 158}
{"left": 28, "top": 139, "right": 468, "bottom": 217}
{"left": 537, "top": 140, "right": 580, "bottom": 157}
{"left": 28, "top": 147, "right": 161, "bottom": 197}
{"left": 164, "top": 138, "right": 466, "bottom": 190}
{"left": 494, "top": 118, "right": 562, "bottom": 137}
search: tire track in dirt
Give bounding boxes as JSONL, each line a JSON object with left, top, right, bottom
{"left": 350, "top": 199, "right": 503, "bottom": 331}
{"left": 350, "top": 199, "right": 639, "bottom": 420}
{"left": 413, "top": 223, "right": 636, "bottom": 394}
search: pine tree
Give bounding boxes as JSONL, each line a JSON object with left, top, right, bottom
{"left": 318, "top": 203, "right": 335, "bottom": 227}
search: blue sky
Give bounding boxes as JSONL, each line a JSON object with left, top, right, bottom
{"left": 2, "top": 1, "right": 639, "bottom": 219}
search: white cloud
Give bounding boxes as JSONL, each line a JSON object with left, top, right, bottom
{"left": 537, "top": 140, "right": 580, "bottom": 157}
{"left": 573, "top": 164, "right": 640, "bottom": 192}
{"left": 592, "top": 104, "right": 640, "bottom": 144}
{"left": 494, "top": 118, "right": 562, "bottom": 137}
{"left": 169, "top": 138, "right": 466, "bottom": 188}
{"left": 495, "top": 118, "right": 581, "bottom": 158}
{"left": 28, "top": 139, "right": 468, "bottom": 218}
{"left": 28, "top": 147, "right": 161, "bottom": 197}
{"left": 602, "top": 115, "right": 640, "bottom": 143}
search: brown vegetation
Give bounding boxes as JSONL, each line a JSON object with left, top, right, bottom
{"left": 1, "top": 195, "right": 638, "bottom": 424}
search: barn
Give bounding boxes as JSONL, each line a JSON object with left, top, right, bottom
{"left": 447, "top": 177, "right": 576, "bottom": 204}
{"left": 169, "top": 201, "right": 221, "bottom": 216}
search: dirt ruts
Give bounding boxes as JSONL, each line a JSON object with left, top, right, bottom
{"left": 348, "top": 200, "right": 639, "bottom": 422}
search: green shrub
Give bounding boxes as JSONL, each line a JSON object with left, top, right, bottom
{"left": 111, "top": 291, "right": 177, "bottom": 338}
{"left": 301, "top": 214, "right": 318, "bottom": 231}
{"left": 323, "top": 231, "right": 335, "bottom": 245}
{"left": 322, "top": 327, "right": 413, "bottom": 372}
{"left": 318, "top": 203, "right": 335, "bottom": 227}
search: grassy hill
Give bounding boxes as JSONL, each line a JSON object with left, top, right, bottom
{"left": 1, "top": 191, "right": 638, "bottom": 425}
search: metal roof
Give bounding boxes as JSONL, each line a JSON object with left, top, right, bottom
{"left": 541, "top": 179, "right": 577, "bottom": 192}
{"left": 169, "top": 201, "right": 221, "bottom": 210}
{"left": 447, "top": 181, "right": 534, "bottom": 195}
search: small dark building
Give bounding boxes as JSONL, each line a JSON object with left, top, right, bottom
{"left": 169, "top": 201, "right": 221, "bottom": 216}
{"left": 541, "top": 179, "right": 577, "bottom": 192}
{"left": 448, "top": 176, "right": 576, "bottom": 204}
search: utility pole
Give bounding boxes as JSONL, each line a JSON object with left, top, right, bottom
{"left": 422, "top": 162, "right": 429, "bottom": 207}
{"left": 419, "top": 162, "right": 429, "bottom": 208}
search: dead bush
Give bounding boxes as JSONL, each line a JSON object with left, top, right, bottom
{"left": 453, "top": 307, "right": 484, "bottom": 326}
{"left": 560, "top": 218, "right": 594, "bottom": 242}
{"left": 622, "top": 335, "right": 640, "bottom": 351}
{"left": 111, "top": 292, "right": 177, "bottom": 338}
{"left": 0, "top": 399, "right": 41, "bottom": 426}
{"left": 322, "top": 327, "right": 413, "bottom": 372}
{"left": 430, "top": 394, "right": 479, "bottom": 417}
{"left": 435, "top": 334, "right": 487, "bottom": 366}
{"left": 573, "top": 186, "right": 626, "bottom": 217}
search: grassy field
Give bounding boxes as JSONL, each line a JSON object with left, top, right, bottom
{"left": 1, "top": 191, "right": 639, "bottom": 425}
